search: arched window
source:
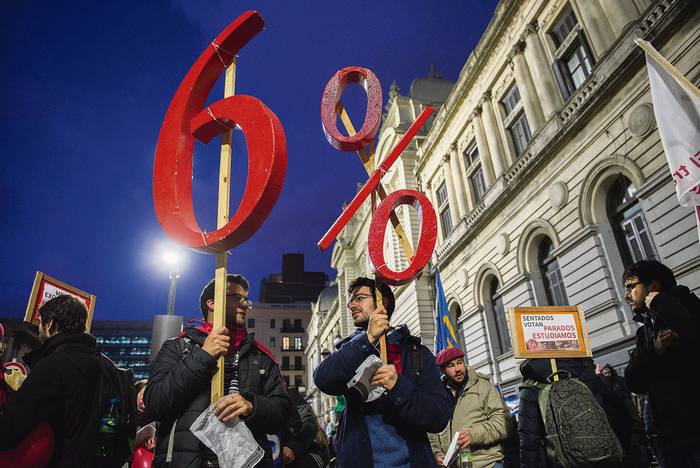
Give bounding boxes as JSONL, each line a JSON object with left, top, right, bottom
{"left": 607, "top": 176, "right": 657, "bottom": 267}
{"left": 449, "top": 302, "right": 466, "bottom": 351}
{"left": 490, "top": 278, "right": 511, "bottom": 355}
{"left": 538, "top": 237, "right": 568, "bottom": 306}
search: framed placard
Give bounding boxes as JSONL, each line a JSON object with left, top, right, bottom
{"left": 509, "top": 306, "right": 591, "bottom": 359}
{"left": 24, "top": 272, "right": 96, "bottom": 331}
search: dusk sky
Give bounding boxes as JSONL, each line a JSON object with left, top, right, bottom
{"left": 0, "top": 1, "right": 498, "bottom": 322}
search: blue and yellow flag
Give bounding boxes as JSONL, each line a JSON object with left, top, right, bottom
{"left": 435, "top": 269, "right": 458, "bottom": 353}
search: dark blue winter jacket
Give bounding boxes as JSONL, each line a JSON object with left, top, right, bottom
{"left": 313, "top": 325, "right": 451, "bottom": 468}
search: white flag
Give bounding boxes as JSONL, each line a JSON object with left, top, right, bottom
{"left": 636, "top": 39, "right": 700, "bottom": 207}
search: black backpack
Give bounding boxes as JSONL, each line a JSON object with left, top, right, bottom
{"left": 64, "top": 351, "right": 137, "bottom": 467}
{"left": 538, "top": 370, "right": 623, "bottom": 468}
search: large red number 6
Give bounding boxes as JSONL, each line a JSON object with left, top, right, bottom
{"left": 153, "top": 11, "right": 287, "bottom": 253}
{"left": 368, "top": 189, "right": 438, "bottom": 286}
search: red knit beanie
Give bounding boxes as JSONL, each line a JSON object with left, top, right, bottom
{"left": 435, "top": 347, "right": 465, "bottom": 367}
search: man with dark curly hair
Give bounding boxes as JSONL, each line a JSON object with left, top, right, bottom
{"left": 0, "top": 294, "right": 102, "bottom": 466}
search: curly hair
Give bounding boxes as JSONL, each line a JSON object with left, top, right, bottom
{"left": 38, "top": 295, "right": 88, "bottom": 335}
{"left": 347, "top": 277, "right": 395, "bottom": 317}
{"left": 199, "top": 274, "right": 250, "bottom": 317}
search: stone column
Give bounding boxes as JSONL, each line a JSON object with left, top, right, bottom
{"left": 472, "top": 107, "right": 495, "bottom": 186}
{"left": 480, "top": 92, "right": 507, "bottom": 178}
{"left": 510, "top": 40, "right": 545, "bottom": 132}
{"left": 574, "top": 0, "right": 615, "bottom": 58}
{"left": 522, "top": 22, "right": 562, "bottom": 120}
{"left": 442, "top": 154, "right": 462, "bottom": 225}
{"left": 448, "top": 143, "right": 468, "bottom": 217}
{"left": 598, "top": 0, "right": 639, "bottom": 37}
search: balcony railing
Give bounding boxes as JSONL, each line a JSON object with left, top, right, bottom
{"left": 281, "top": 345, "right": 305, "bottom": 352}
{"left": 281, "top": 364, "right": 306, "bottom": 371}
{"left": 280, "top": 326, "right": 305, "bottom": 333}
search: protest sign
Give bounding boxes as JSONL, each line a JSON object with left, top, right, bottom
{"left": 24, "top": 272, "right": 96, "bottom": 331}
{"left": 509, "top": 306, "right": 591, "bottom": 359}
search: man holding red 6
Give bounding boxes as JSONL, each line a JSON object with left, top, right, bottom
{"left": 314, "top": 277, "right": 450, "bottom": 467}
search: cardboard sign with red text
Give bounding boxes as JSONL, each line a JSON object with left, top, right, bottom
{"left": 509, "top": 306, "right": 591, "bottom": 359}
{"left": 24, "top": 272, "right": 96, "bottom": 331}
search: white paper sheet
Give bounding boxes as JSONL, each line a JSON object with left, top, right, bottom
{"left": 190, "top": 403, "right": 264, "bottom": 468}
{"left": 442, "top": 431, "right": 460, "bottom": 467}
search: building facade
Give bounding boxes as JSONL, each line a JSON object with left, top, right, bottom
{"left": 311, "top": 0, "right": 700, "bottom": 403}
{"left": 92, "top": 320, "right": 153, "bottom": 380}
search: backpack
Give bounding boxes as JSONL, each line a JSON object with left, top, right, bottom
{"left": 64, "top": 351, "right": 137, "bottom": 467}
{"left": 538, "top": 370, "right": 623, "bottom": 468}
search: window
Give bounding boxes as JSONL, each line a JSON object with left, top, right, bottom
{"left": 282, "top": 336, "right": 291, "bottom": 351}
{"left": 294, "top": 375, "right": 303, "bottom": 388}
{"left": 490, "top": 278, "right": 511, "bottom": 355}
{"left": 538, "top": 237, "right": 568, "bottom": 306}
{"left": 247, "top": 318, "right": 255, "bottom": 329}
{"left": 294, "top": 319, "right": 302, "bottom": 330}
{"left": 284, "top": 375, "right": 290, "bottom": 387}
{"left": 294, "top": 356, "right": 302, "bottom": 370}
{"left": 269, "top": 337, "right": 276, "bottom": 348}
{"left": 282, "top": 356, "right": 290, "bottom": 370}
{"left": 607, "top": 176, "right": 657, "bottom": 267}
{"left": 550, "top": 6, "right": 594, "bottom": 99}
{"left": 283, "top": 319, "right": 290, "bottom": 330}
{"left": 501, "top": 84, "right": 531, "bottom": 157}
{"left": 437, "top": 181, "right": 453, "bottom": 236}
{"left": 270, "top": 319, "right": 276, "bottom": 329}
{"left": 464, "top": 143, "right": 487, "bottom": 203}
{"left": 294, "top": 336, "right": 303, "bottom": 351}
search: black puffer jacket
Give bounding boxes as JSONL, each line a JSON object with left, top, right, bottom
{"left": 517, "top": 358, "right": 617, "bottom": 468}
{"left": 0, "top": 332, "right": 100, "bottom": 467}
{"left": 145, "top": 324, "right": 292, "bottom": 467}
{"left": 624, "top": 285, "right": 700, "bottom": 453}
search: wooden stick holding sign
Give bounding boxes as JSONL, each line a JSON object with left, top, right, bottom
{"left": 318, "top": 66, "right": 438, "bottom": 364}
{"left": 210, "top": 60, "right": 237, "bottom": 404}
{"left": 152, "top": 11, "right": 287, "bottom": 404}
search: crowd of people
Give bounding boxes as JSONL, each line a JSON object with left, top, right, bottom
{"left": 0, "top": 259, "right": 698, "bottom": 467}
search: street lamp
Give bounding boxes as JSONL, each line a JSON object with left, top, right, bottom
{"left": 162, "top": 251, "right": 180, "bottom": 316}
{"left": 150, "top": 246, "right": 186, "bottom": 362}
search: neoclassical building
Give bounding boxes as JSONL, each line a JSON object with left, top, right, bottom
{"left": 307, "top": 0, "right": 700, "bottom": 406}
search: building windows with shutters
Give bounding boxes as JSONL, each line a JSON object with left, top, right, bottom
{"left": 549, "top": 6, "right": 594, "bottom": 99}
{"left": 501, "top": 83, "right": 531, "bottom": 157}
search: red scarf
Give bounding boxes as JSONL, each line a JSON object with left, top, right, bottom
{"left": 181, "top": 319, "right": 248, "bottom": 352}
{"left": 387, "top": 343, "right": 402, "bottom": 375}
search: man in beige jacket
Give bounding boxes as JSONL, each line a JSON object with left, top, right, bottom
{"left": 428, "top": 347, "right": 509, "bottom": 467}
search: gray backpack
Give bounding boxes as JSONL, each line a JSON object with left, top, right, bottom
{"left": 538, "top": 370, "right": 623, "bottom": 468}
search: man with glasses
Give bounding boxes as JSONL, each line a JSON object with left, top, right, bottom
{"left": 623, "top": 260, "right": 700, "bottom": 467}
{"left": 146, "top": 274, "right": 292, "bottom": 467}
{"left": 314, "top": 277, "right": 450, "bottom": 467}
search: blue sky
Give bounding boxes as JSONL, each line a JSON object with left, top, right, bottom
{"left": 0, "top": 0, "right": 497, "bottom": 321}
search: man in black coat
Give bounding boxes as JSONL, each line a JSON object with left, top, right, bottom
{"left": 623, "top": 260, "right": 700, "bottom": 467}
{"left": 145, "top": 274, "right": 292, "bottom": 467}
{"left": 0, "top": 295, "right": 101, "bottom": 467}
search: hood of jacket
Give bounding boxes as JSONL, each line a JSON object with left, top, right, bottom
{"left": 24, "top": 332, "right": 96, "bottom": 368}
{"left": 335, "top": 324, "right": 420, "bottom": 350}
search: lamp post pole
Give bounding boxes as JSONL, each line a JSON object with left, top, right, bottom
{"left": 166, "top": 271, "right": 180, "bottom": 316}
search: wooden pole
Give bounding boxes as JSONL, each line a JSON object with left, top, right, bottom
{"left": 550, "top": 358, "right": 559, "bottom": 382}
{"left": 211, "top": 58, "right": 237, "bottom": 404}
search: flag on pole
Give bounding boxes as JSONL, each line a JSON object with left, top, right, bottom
{"left": 435, "top": 268, "right": 458, "bottom": 353}
{"left": 636, "top": 39, "right": 700, "bottom": 238}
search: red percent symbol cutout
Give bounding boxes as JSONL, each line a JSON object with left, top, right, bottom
{"left": 368, "top": 189, "right": 437, "bottom": 286}
{"left": 153, "top": 11, "right": 287, "bottom": 253}
{"left": 317, "top": 104, "right": 435, "bottom": 251}
{"left": 320, "top": 66, "right": 382, "bottom": 151}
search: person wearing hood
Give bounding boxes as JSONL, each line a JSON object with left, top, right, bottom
{"left": 428, "top": 347, "right": 509, "bottom": 468}
{"left": 622, "top": 260, "right": 700, "bottom": 467}
{"left": 0, "top": 295, "right": 100, "bottom": 467}
{"left": 313, "top": 277, "right": 451, "bottom": 468}
{"left": 145, "top": 274, "right": 293, "bottom": 467}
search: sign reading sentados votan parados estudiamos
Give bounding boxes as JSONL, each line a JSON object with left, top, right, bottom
{"left": 509, "top": 306, "right": 592, "bottom": 359}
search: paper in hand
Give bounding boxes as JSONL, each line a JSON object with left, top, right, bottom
{"left": 442, "top": 431, "right": 460, "bottom": 467}
{"left": 347, "top": 354, "right": 385, "bottom": 402}
{"left": 190, "top": 402, "right": 264, "bottom": 468}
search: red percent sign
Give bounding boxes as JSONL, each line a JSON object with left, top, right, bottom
{"left": 153, "top": 11, "right": 286, "bottom": 253}
{"left": 318, "top": 66, "right": 438, "bottom": 286}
